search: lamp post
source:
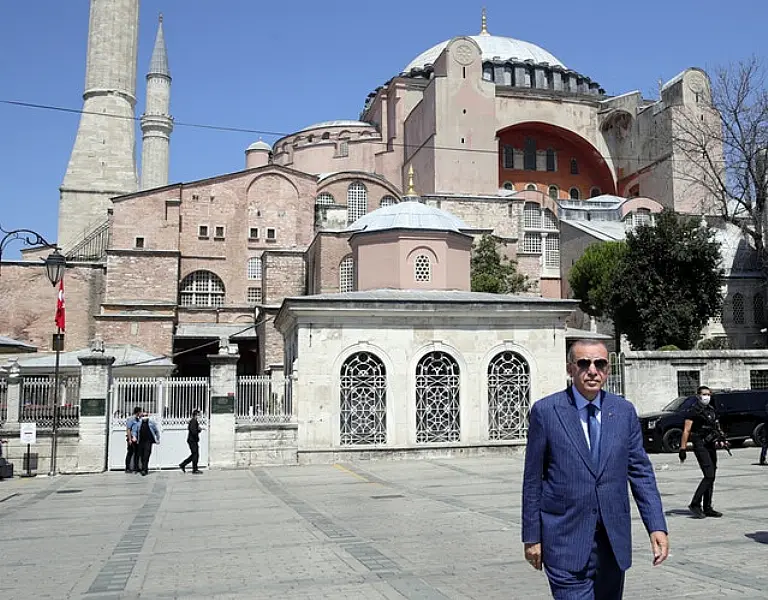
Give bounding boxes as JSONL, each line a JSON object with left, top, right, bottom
{"left": 1, "top": 225, "right": 67, "bottom": 476}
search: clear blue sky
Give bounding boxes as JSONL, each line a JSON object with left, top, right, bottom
{"left": 1, "top": 0, "right": 766, "bottom": 256}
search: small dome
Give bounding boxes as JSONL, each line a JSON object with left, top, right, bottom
{"left": 247, "top": 140, "right": 272, "bottom": 152}
{"left": 346, "top": 200, "right": 468, "bottom": 234}
{"left": 404, "top": 34, "right": 566, "bottom": 73}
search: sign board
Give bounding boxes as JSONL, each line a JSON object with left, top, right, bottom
{"left": 20, "top": 422, "right": 37, "bottom": 445}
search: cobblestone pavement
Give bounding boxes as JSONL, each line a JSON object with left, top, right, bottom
{"left": 0, "top": 447, "right": 766, "bottom": 599}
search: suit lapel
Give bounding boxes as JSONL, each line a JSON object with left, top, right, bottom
{"left": 596, "top": 393, "right": 617, "bottom": 479}
{"left": 556, "top": 389, "right": 597, "bottom": 477}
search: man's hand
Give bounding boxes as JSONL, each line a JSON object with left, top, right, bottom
{"left": 524, "top": 543, "right": 542, "bottom": 570}
{"left": 650, "top": 531, "right": 669, "bottom": 566}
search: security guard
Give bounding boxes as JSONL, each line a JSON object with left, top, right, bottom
{"left": 679, "top": 386, "right": 727, "bottom": 518}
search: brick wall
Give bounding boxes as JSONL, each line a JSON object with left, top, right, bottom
{"left": 0, "top": 262, "right": 104, "bottom": 352}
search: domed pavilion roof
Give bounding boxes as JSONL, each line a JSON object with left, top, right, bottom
{"left": 346, "top": 199, "right": 468, "bottom": 234}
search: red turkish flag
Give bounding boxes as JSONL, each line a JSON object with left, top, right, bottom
{"left": 55, "top": 278, "right": 65, "bottom": 332}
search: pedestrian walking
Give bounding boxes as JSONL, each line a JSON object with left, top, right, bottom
{"left": 679, "top": 386, "right": 728, "bottom": 518}
{"left": 133, "top": 413, "right": 160, "bottom": 476}
{"left": 125, "top": 406, "right": 142, "bottom": 473}
{"left": 179, "top": 409, "right": 203, "bottom": 474}
{"left": 522, "top": 339, "right": 669, "bottom": 599}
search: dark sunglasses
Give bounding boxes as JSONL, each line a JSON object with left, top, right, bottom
{"left": 574, "top": 358, "right": 609, "bottom": 371}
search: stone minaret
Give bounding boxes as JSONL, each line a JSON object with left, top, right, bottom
{"left": 58, "top": 0, "right": 140, "bottom": 250}
{"left": 140, "top": 14, "right": 173, "bottom": 190}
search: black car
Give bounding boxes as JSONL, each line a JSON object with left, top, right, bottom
{"left": 638, "top": 390, "right": 768, "bottom": 453}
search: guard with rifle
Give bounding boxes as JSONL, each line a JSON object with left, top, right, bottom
{"left": 679, "top": 386, "right": 728, "bottom": 518}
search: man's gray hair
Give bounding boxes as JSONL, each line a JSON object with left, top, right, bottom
{"left": 566, "top": 339, "right": 609, "bottom": 364}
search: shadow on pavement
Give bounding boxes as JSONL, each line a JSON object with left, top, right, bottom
{"left": 745, "top": 531, "right": 768, "bottom": 544}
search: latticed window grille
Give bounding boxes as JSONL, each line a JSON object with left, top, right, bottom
{"left": 380, "top": 195, "right": 397, "bottom": 208}
{"left": 676, "top": 370, "right": 700, "bottom": 397}
{"left": 315, "top": 192, "right": 335, "bottom": 206}
{"left": 733, "top": 293, "right": 745, "bottom": 324}
{"left": 503, "top": 145, "right": 514, "bottom": 169}
{"left": 415, "top": 352, "right": 460, "bottom": 443}
{"left": 488, "top": 351, "right": 531, "bottom": 440}
{"left": 414, "top": 254, "right": 431, "bottom": 282}
{"left": 247, "top": 256, "right": 262, "bottom": 280}
{"left": 548, "top": 186, "right": 559, "bottom": 200}
{"left": 542, "top": 208, "right": 558, "bottom": 229}
{"left": 339, "top": 256, "right": 355, "bottom": 292}
{"left": 340, "top": 352, "right": 387, "bottom": 445}
{"left": 247, "top": 287, "right": 262, "bottom": 306}
{"left": 634, "top": 208, "right": 651, "bottom": 227}
{"left": 544, "top": 235, "right": 560, "bottom": 268}
{"left": 346, "top": 182, "right": 368, "bottom": 224}
{"left": 754, "top": 294, "right": 765, "bottom": 324}
{"left": 749, "top": 369, "right": 768, "bottom": 390}
{"left": 569, "top": 187, "right": 580, "bottom": 200}
{"left": 523, "top": 202, "right": 542, "bottom": 229}
{"left": 338, "top": 140, "right": 349, "bottom": 157}
{"left": 179, "top": 271, "right": 225, "bottom": 307}
{"left": 522, "top": 233, "right": 542, "bottom": 254}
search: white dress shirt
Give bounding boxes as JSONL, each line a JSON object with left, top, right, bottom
{"left": 572, "top": 386, "right": 602, "bottom": 450}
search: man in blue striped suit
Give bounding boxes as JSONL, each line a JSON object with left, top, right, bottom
{"left": 522, "top": 339, "right": 669, "bottom": 599}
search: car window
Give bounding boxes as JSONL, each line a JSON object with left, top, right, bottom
{"left": 663, "top": 396, "right": 692, "bottom": 412}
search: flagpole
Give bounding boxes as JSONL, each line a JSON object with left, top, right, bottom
{"left": 49, "top": 326, "right": 62, "bottom": 477}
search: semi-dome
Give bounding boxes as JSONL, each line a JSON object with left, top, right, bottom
{"left": 346, "top": 200, "right": 468, "bottom": 234}
{"left": 404, "top": 34, "right": 566, "bottom": 73}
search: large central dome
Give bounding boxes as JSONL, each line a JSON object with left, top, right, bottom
{"left": 404, "top": 34, "right": 566, "bottom": 74}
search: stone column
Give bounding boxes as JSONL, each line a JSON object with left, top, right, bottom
{"left": 208, "top": 345, "right": 238, "bottom": 469}
{"left": 77, "top": 345, "right": 115, "bottom": 473}
{"left": 4, "top": 359, "right": 21, "bottom": 430}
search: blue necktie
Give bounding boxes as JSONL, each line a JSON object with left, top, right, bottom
{"left": 587, "top": 403, "right": 600, "bottom": 465}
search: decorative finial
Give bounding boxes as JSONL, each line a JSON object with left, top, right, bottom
{"left": 159, "top": 13, "right": 163, "bottom": 24}
{"left": 480, "top": 7, "right": 489, "bottom": 35}
{"left": 406, "top": 165, "right": 416, "bottom": 196}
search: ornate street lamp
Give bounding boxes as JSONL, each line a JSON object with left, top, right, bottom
{"left": 0, "top": 224, "right": 67, "bottom": 476}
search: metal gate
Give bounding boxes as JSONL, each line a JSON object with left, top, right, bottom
{"left": 108, "top": 377, "right": 210, "bottom": 470}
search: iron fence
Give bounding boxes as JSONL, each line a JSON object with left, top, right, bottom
{"left": 19, "top": 376, "right": 81, "bottom": 428}
{"left": 236, "top": 376, "right": 293, "bottom": 423}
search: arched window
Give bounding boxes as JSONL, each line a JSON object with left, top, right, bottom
{"left": 380, "top": 195, "right": 397, "bottom": 208}
{"left": 416, "top": 351, "right": 460, "bottom": 443}
{"left": 525, "top": 183, "right": 538, "bottom": 192}
{"left": 488, "top": 351, "right": 531, "bottom": 440}
{"left": 339, "top": 255, "right": 355, "bottom": 292}
{"left": 523, "top": 202, "right": 542, "bottom": 228}
{"left": 569, "top": 187, "right": 581, "bottom": 200}
{"left": 524, "top": 137, "right": 537, "bottom": 171}
{"left": 179, "top": 270, "right": 225, "bottom": 307}
{"left": 315, "top": 192, "right": 335, "bottom": 206}
{"left": 340, "top": 352, "right": 387, "bottom": 445}
{"left": 634, "top": 208, "right": 651, "bottom": 227}
{"left": 754, "top": 294, "right": 765, "bottom": 325}
{"left": 546, "top": 149, "right": 556, "bottom": 172}
{"left": 570, "top": 159, "right": 579, "bottom": 175}
{"left": 346, "top": 182, "right": 368, "bottom": 224}
{"left": 542, "top": 208, "right": 558, "bottom": 230}
{"left": 590, "top": 187, "right": 602, "bottom": 198}
{"left": 414, "top": 254, "right": 431, "bottom": 282}
{"left": 247, "top": 256, "right": 262, "bottom": 280}
{"left": 321, "top": 132, "right": 330, "bottom": 140}
{"left": 548, "top": 185, "right": 559, "bottom": 200}
{"left": 733, "top": 293, "right": 745, "bottom": 324}
{"left": 503, "top": 182, "right": 514, "bottom": 191}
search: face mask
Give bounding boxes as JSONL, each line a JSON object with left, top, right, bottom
{"left": 699, "top": 395, "right": 711, "bottom": 406}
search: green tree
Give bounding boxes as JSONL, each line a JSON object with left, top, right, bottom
{"left": 470, "top": 235, "right": 530, "bottom": 294}
{"left": 568, "top": 241, "right": 627, "bottom": 319}
{"left": 610, "top": 210, "right": 723, "bottom": 350}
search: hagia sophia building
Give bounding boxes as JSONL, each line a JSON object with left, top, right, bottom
{"left": 2, "top": 1, "right": 763, "bottom": 377}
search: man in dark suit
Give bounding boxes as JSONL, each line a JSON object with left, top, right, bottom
{"left": 179, "top": 409, "right": 203, "bottom": 474}
{"left": 522, "top": 339, "right": 669, "bottom": 599}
